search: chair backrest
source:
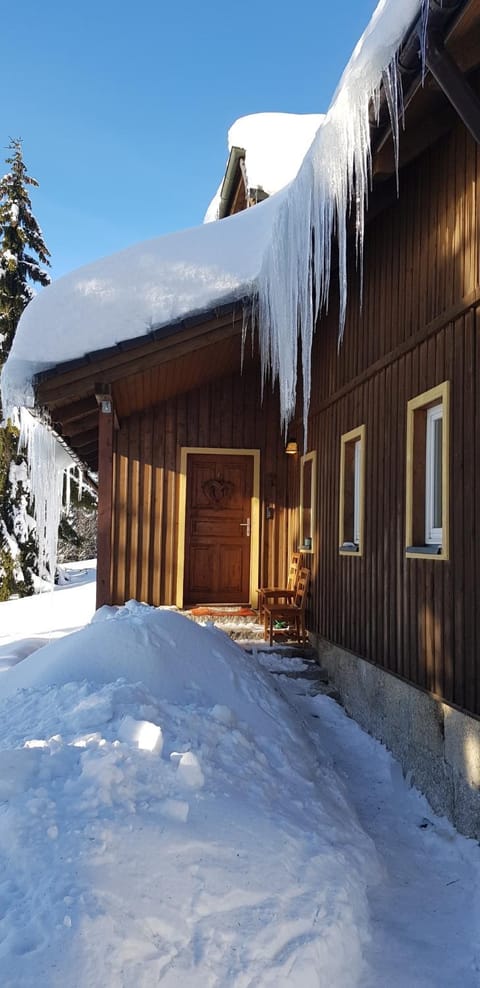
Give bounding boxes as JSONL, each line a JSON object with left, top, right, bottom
{"left": 294, "top": 567, "right": 310, "bottom": 609}
{"left": 287, "top": 552, "right": 301, "bottom": 591}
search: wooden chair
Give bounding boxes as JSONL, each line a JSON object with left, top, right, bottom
{"left": 264, "top": 567, "right": 310, "bottom": 646}
{"left": 257, "top": 552, "right": 301, "bottom": 617}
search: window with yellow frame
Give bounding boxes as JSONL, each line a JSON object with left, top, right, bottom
{"left": 339, "top": 425, "right": 365, "bottom": 555}
{"left": 405, "top": 381, "right": 450, "bottom": 560}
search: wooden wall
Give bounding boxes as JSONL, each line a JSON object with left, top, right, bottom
{"left": 108, "top": 363, "right": 299, "bottom": 608}
{"left": 103, "top": 110, "right": 480, "bottom": 717}
{"left": 307, "top": 113, "right": 480, "bottom": 717}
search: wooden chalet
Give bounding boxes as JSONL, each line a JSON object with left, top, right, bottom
{"left": 31, "top": 0, "right": 480, "bottom": 834}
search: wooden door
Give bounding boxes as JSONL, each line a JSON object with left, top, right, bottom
{"left": 184, "top": 453, "right": 253, "bottom": 605}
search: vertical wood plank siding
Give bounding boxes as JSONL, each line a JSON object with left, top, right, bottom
{"left": 110, "top": 364, "right": 299, "bottom": 610}
{"left": 96, "top": 409, "right": 113, "bottom": 609}
{"left": 104, "top": 112, "right": 480, "bottom": 717}
{"left": 308, "top": 115, "right": 480, "bottom": 717}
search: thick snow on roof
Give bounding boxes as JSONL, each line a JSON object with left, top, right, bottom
{"left": 1, "top": 0, "right": 425, "bottom": 421}
{"left": 204, "top": 112, "right": 324, "bottom": 222}
{"left": 1, "top": 191, "right": 284, "bottom": 413}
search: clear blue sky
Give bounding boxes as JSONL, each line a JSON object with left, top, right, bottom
{"left": 3, "top": 0, "right": 378, "bottom": 281}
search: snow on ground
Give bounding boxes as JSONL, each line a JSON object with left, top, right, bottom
{"left": 0, "top": 561, "right": 96, "bottom": 671}
{"left": 282, "top": 686, "right": 480, "bottom": 987}
{"left": 0, "top": 574, "right": 478, "bottom": 987}
{"left": 0, "top": 593, "right": 374, "bottom": 987}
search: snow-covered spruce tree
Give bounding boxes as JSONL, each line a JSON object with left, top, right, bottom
{"left": 0, "top": 428, "right": 37, "bottom": 600}
{"left": 57, "top": 473, "right": 97, "bottom": 566}
{"left": 0, "top": 138, "right": 51, "bottom": 362}
{"left": 0, "top": 138, "right": 51, "bottom": 598}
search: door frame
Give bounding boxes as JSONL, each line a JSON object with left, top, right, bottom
{"left": 176, "top": 446, "right": 260, "bottom": 608}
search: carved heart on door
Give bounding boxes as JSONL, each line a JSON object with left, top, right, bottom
{"left": 202, "top": 477, "right": 234, "bottom": 507}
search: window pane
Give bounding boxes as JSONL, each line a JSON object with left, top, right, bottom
{"left": 425, "top": 404, "right": 442, "bottom": 543}
{"left": 343, "top": 443, "right": 355, "bottom": 542}
{"left": 303, "top": 460, "right": 312, "bottom": 511}
{"left": 353, "top": 440, "right": 361, "bottom": 545}
{"left": 340, "top": 429, "right": 363, "bottom": 551}
{"left": 301, "top": 455, "right": 315, "bottom": 546}
{"left": 433, "top": 417, "right": 442, "bottom": 529}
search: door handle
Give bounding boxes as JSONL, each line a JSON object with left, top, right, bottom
{"left": 239, "top": 519, "right": 251, "bottom": 536}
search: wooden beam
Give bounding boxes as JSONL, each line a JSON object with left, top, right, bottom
{"left": 61, "top": 411, "right": 99, "bottom": 437}
{"left": 36, "top": 313, "right": 243, "bottom": 405}
{"left": 51, "top": 395, "right": 97, "bottom": 422}
{"left": 426, "top": 33, "right": 480, "bottom": 144}
{"left": 448, "top": 0, "right": 480, "bottom": 72}
{"left": 68, "top": 427, "right": 98, "bottom": 448}
{"left": 96, "top": 407, "right": 113, "bottom": 609}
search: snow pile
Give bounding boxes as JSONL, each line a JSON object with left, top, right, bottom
{"left": 1, "top": 574, "right": 480, "bottom": 986}
{"left": 204, "top": 112, "right": 323, "bottom": 222}
{"left": 0, "top": 602, "right": 377, "bottom": 986}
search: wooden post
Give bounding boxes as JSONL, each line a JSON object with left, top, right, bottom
{"left": 96, "top": 391, "right": 114, "bottom": 609}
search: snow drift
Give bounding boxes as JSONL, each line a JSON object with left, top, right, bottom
{"left": 0, "top": 603, "right": 377, "bottom": 986}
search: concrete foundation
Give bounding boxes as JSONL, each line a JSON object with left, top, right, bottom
{"left": 314, "top": 636, "right": 480, "bottom": 840}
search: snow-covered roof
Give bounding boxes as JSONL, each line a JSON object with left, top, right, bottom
{"left": 2, "top": 0, "right": 426, "bottom": 423}
{"left": 1, "top": 191, "right": 285, "bottom": 415}
{"left": 204, "top": 112, "right": 324, "bottom": 222}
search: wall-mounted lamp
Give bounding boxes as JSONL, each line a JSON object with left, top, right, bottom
{"left": 285, "top": 437, "right": 298, "bottom": 455}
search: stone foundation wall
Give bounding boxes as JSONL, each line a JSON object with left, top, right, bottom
{"left": 314, "top": 637, "right": 480, "bottom": 840}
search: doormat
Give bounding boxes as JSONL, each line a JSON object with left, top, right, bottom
{"left": 188, "top": 606, "right": 257, "bottom": 619}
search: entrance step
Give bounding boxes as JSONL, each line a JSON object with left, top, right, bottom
{"left": 244, "top": 644, "right": 320, "bottom": 661}
{"left": 245, "top": 644, "right": 338, "bottom": 699}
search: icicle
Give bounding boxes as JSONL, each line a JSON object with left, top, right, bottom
{"left": 18, "top": 409, "right": 73, "bottom": 584}
{"left": 77, "top": 466, "right": 83, "bottom": 503}
{"left": 382, "top": 58, "right": 401, "bottom": 196}
{"left": 419, "top": 0, "right": 430, "bottom": 84}
{"left": 252, "top": 0, "right": 426, "bottom": 440}
{"left": 65, "top": 466, "right": 71, "bottom": 511}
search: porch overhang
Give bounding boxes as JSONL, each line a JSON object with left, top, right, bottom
{"left": 35, "top": 299, "right": 251, "bottom": 471}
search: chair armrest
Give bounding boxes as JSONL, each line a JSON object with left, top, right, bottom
{"left": 262, "top": 589, "right": 295, "bottom": 603}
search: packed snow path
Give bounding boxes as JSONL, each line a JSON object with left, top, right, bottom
{"left": 0, "top": 570, "right": 479, "bottom": 986}
{"left": 275, "top": 672, "right": 480, "bottom": 987}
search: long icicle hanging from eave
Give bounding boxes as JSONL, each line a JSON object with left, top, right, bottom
{"left": 252, "top": 0, "right": 429, "bottom": 446}
{"left": 18, "top": 409, "right": 75, "bottom": 583}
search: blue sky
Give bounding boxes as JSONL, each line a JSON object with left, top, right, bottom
{"left": 4, "top": 0, "right": 378, "bottom": 281}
